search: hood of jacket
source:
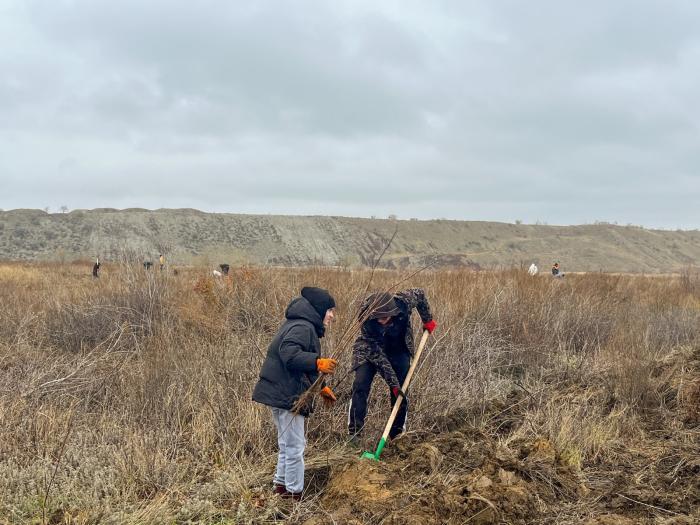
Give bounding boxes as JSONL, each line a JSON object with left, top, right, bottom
{"left": 285, "top": 296, "right": 325, "bottom": 337}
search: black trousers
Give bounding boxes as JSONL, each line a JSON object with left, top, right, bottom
{"left": 348, "top": 350, "right": 410, "bottom": 439}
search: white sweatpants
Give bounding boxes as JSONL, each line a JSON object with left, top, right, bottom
{"left": 271, "top": 407, "right": 306, "bottom": 493}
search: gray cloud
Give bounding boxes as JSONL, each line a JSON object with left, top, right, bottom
{"left": 1, "top": 0, "right": 699, "bottom": 228}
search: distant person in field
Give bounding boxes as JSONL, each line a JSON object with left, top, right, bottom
{"left": 552, "top": 262, "right": 564, "bottom": 277}
{"left": 92, "top": 256, "right": 100, "bottom": 278}
{"left": 252, "top": 287, "right": 338, "bottom": 500}
{"left": 348, "top": 289, "right": 436, "bottom": 445}
{"left": 213, "top": 264, "right": 230, "bottom": 278}
{"left": 159, "top": 254, "right": 165, "bottom": 271}
{"left": 528, "top": 263, "right": 538, "bottom": 276}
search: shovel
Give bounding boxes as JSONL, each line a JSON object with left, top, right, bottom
{"left": 361, "top": 329, "right": 430, "bottom": 461}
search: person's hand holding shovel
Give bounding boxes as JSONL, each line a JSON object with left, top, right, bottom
{"left": 391, "top": 386, "right": 407, "bottom": 400}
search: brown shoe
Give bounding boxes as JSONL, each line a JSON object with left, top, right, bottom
{"left": 273, "top": 483, "right": 286, "bottom": 495}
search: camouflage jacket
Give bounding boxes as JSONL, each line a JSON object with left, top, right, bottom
{"left": 351, "top": 288, "right": 433, "bottom": 388}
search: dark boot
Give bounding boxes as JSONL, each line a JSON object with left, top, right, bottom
{"left": 346, "top": 434, "right": 362, "bottom": 448}
{"left": 273, "top": 483, "right": 286, "bottom": 495}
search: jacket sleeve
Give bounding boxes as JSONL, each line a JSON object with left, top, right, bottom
{"left": 396, "top": 288, "right": 433, "bottom": 323}
{"left": 367, "top": 348, "right": 400, "bottom": 389}
{"left": 353, "top": 334, "right": 400, "bottom": 389}
{"left": 279, "top": 324, "right": 318, "bottom": 374}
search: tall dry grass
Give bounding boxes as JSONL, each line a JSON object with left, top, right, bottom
{"left": 0, "top": 262, "right": 698, "bottom": 523}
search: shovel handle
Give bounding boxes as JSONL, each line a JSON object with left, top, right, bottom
{"left": 378, "top": 329, "right": 430, "bottom": 443}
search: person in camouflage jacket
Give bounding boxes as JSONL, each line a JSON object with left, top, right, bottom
{"left": 348, "top": 288, "right": 437, "bottom": 441}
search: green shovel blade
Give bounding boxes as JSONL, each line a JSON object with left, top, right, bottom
{"left": 360, "top": 437, "right": 386, "bottom": 461}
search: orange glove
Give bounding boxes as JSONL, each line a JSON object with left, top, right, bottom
{"left": 316, "top": 358, "right": 337, "bottom": 374}
{"left": 320, "top": 386, "right": 337, "bottom": 407}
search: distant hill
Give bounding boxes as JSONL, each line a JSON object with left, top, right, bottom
{"left": 0, "top": 209, "right": 698, "bottom": 272}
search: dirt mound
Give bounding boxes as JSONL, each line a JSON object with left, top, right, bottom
{"left": 291, "top": 347, "right": 700, "bottom": 524}
{"left": 303, "top": 429, "right": 587, "bottom": 525}
{"left": 297, "top": 376, "right": 699, "bottom": 524}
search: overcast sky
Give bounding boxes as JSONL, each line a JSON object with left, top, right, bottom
{"left": 1, "top": 1, "right": 699, "bottom": 228}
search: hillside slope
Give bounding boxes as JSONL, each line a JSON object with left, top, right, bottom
{"left": 1, "top": 208, "right": 698, "bottom": 272}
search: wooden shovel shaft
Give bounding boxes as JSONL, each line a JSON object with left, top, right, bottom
{"left": 379, "top": 329, "right": 430, "bottom": 442}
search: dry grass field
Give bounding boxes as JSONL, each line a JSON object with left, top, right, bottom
{"left": 0, "top": 262, "right": 698, "bottom": 524}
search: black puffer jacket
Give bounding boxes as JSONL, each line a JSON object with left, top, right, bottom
{"left": 252, "top": 297, "right": 324, "bottom": 415}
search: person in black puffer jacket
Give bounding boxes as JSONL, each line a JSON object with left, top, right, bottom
{"left": 252, "top": 286, "right": 338, "bottom": 500}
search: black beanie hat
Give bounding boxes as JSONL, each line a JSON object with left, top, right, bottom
{"left": 301, "top": 286, "right": 336, "bottom": 320}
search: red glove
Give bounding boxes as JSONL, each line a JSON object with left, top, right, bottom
{"left": 423, "top": 319, "right": 437, "bottom": 334}
{"left": 391, "top": 386, "right": 407, "bottom": 399}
